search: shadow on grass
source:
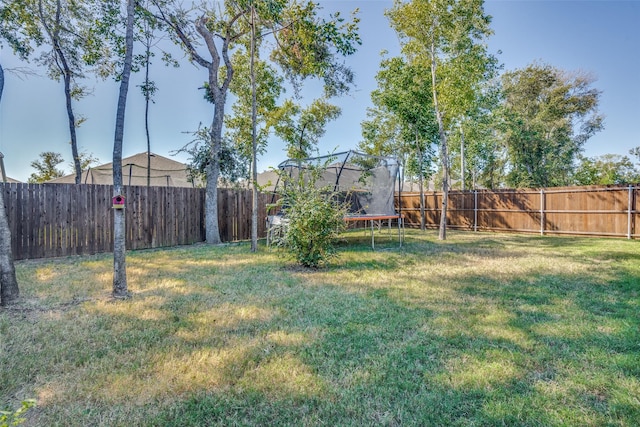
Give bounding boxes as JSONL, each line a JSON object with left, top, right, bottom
{"left": 3, "top": 233, "right": 639, "bottom": 426}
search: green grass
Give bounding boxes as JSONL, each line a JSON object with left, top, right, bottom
{"left": 1, "top": 230, "right": 639, "bottom": 426}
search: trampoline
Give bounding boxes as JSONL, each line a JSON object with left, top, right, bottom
{"left": 269, "top": 150, "right": 404, "bottom": 249}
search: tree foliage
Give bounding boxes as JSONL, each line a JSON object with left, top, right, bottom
{"left": 181, "top": 126, "right": 247, "bottom": 187}
{"left": 27, "top": 151, "right": 64, "bottom": 183}
{"left": 222, "top": 50, "right": 284, "bottom": 166}
{"left": 273, "top": 165, "right": 347, "bottom": 268}
{"left": 272, "top": 97, "right": 341, "bottom": 161}
{"left": 361, "top": 54, "right": 438, "bottom": 178}
{"left": 387, "top": 0, "right": 497, "bottom": 239}
{"left": 2, "top": 0, "right": 106, "bottom": 184}
{"left": 573, "top": 154, "right": 640, "bottom": 186}
{"left": 0, "top": 1, "right": 43, "bottom": 59}
{"left": 498, "top": 62, "right": 603, "bottom": 188}
{"left": 447, "top": 82, "right": 503, "bottom": 189}
{"left": 150, "top": 0, "right": 359, "bottom": 245}
{"left": 360, "top": 54, "right": 438, "bottom": 230}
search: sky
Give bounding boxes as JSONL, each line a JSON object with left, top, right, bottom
{"left": 1, "top": 0, "right": 639, "bottom": 182}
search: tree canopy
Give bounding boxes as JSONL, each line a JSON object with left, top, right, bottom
{"left": 27, "top": 151, "right": 64, "bottom": 183}
{"left": 498, "top": 62, "right": 604, "bottom": 188}
{"left": 573, "top": 154, "right": 639, "bottom": 186}
{"left": 386, "top": 0, "right": 497, "bottom": 239}
{"left": 150, "top": 0, "right": 360, "bottom": 245}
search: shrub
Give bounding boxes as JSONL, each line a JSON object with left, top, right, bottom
{"left": 1, "top": 400, "right": 36, "bottom": 427}
{"left": 273, "top": 166, "right": 347, "bottom": 268}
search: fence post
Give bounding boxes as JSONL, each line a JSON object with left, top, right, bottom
{"left": 474, "top": 190, "right": 478, "bottom": 232}
{"left": 628, "top": 185, "right": 633, "bottom": 240}
{"left": 540, "top": 189, "right": 545, "bottom": 236}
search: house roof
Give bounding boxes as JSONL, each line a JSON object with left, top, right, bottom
{"left": 47, "top": 152, "right": 199, "bottom": 187}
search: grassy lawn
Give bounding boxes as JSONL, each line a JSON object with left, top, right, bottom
{"left": 1, "top": 230, "right": 639, "bottom": 426}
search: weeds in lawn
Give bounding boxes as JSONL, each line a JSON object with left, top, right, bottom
{"left": 0, "top": 231, "right": 638, "bottom": 426}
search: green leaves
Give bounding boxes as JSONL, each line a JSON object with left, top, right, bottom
{"left": 0, "top": 1, "right": 43, "bottom": 59}
{"left": 269, "top": 1, "right": 360, "bottom": 96}
{"left": 573, "top": 154, "right": 639, "bottom": 186}
{"left": 272, "top": 98, "right": 342, "bottom": 161}
{"left": 500, "top": 62, "right": 604, "bottom": 188}
{"left": 27, "top": 151, "right": 64, "bottom": 183}
{"left": 387, "top": 0, "right": 496, "bottom": 123}
{"left": 0, "top": 399, "right": 36, "bottom": 427}
{"left": 273, "top": 164, "right": 347, "bottom": 268}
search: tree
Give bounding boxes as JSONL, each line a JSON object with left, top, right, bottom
{"left": 0, "top": 63, "right": 19, "bottom": 306}
{"left": 387, "top": 0, "right": 497, "bottom": 239}
{"left": 182, "top": 126, "right": 248, "bottom": 188}
{"left": 272, "top": 98, "right": 341, "bottom": 161}
{"left": 573, "top": 154, "right": 640, "bottom": 186}
{"left": 139, "top": 5, "right": 158, "bottom": 188}
{"left": 360, "top": 54, "right": 438, "bottom": 230}
{"left": 135, "top": 0, "right": 177, "bottom": 187}
{"left": 27, "top": 151, "right": 64, "bottom": 183}
{"left": 0, "top": 2, "right": 43, "bottom": 58}
{"left": 630, "top": 146, "right": 640, "bottom": 165}
{"left": 499, "top": 62, "right": 603, "bottom": 188}
{"left": 0, "top": 2, "right": 40, "bottom": 306}
{"left": 150, "top": 0, "right": 360, "bottom": 245}
{"left": 220, "top": 51, "right": 283, "bottom": 181}
{"left": 111, "top": 0, "right": 136, "bottom": 299}
{"left": 447, "top": 82, "right": 503, "bottom": 189}
{"left": 68, "top": 150, "right": 98, "bottom": 174}
{"left": 3, "top": 0, "right": 96, "bottom": 184}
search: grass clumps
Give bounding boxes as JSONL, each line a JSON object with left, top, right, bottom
{"left": 1, "top": 231, "right": 639, "bottom": 426}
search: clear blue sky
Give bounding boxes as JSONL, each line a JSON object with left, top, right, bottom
{"left": 1, "top": 0, "right": 639, "bottom": 182}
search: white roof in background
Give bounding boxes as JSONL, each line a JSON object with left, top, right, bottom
{"left": 47, "top": 152, "right": 199, "bottom": 187}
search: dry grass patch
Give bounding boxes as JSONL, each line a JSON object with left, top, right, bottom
{"left": 1, "top": 231, "right": 638, "bottom": 426}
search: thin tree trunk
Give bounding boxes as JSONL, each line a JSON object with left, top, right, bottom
{"left": 40, "top": 0, "right": 82, "bottom": 183}
{"left": 112, "top": 0, "right": 136, "bottom": 299}
{"left": 430, "top": 41, "right": 448, "bottom": 240}
{"left": 63, "top": 69, "right": 81, "bottom": 184}
{"left": 460, "top": 122, "right": 465, "bottom": 191}
{"left": 0, "top": 63, "right": 19, "bottom": 306}
{"left": 416, "top": 129, "right": 425, "bottom": 231}
{"left": 144, "top": 43, "right": 151, "bottom": 188}
{"left": 250, "top": 5, "right": 258, "bottom": 252}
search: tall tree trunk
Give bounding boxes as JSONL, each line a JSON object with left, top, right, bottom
{"left": 250, "top": 6, "right": 258, "bottom": 252}
{"left": 460, "top": 122, "right": 465, "bottom": 191}
{"left": 0, "top": 181, "right": 18, "bottom": 306}
{"left": 205, "top": 89, "right": 224, "bottom": 244}
{"left": 0, "top": 63, "right": 19, "bottom": 306}
{"left": 189, "top": 16, "right": 231, "bottom": 245}
{"left": 39, "top": 0, "right": 82, "bottom": 183}
{"left": 144, "top": 43, "right": 151, "bottom": 188}
{"left": 64, "top": 72, "right": 81, "bottom": 184}
{"left": 431, "top": 42, "right": 448, "bottom": 240}
{"left": 112, "top": 0, "right": 135, "bottom": 299}
{"left": 416, "top": 129, "right": 425, "bottom": 231}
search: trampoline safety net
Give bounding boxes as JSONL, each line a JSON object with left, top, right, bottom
{"left": 275, "top": 150, "right": 400, "bottom": 217}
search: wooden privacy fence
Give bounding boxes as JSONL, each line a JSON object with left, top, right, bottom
{"left": 4, "top": 183, "right": 637, "bottom": 261}
{"left": 2, "top": 183, "right": 270, "bottom": 260}
{"left": 399, "top": 184, "right": 639, "bottom": 239}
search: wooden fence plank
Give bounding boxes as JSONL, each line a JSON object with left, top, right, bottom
{"left": 6, "top": 183, "right": 639, "bottom": 261}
